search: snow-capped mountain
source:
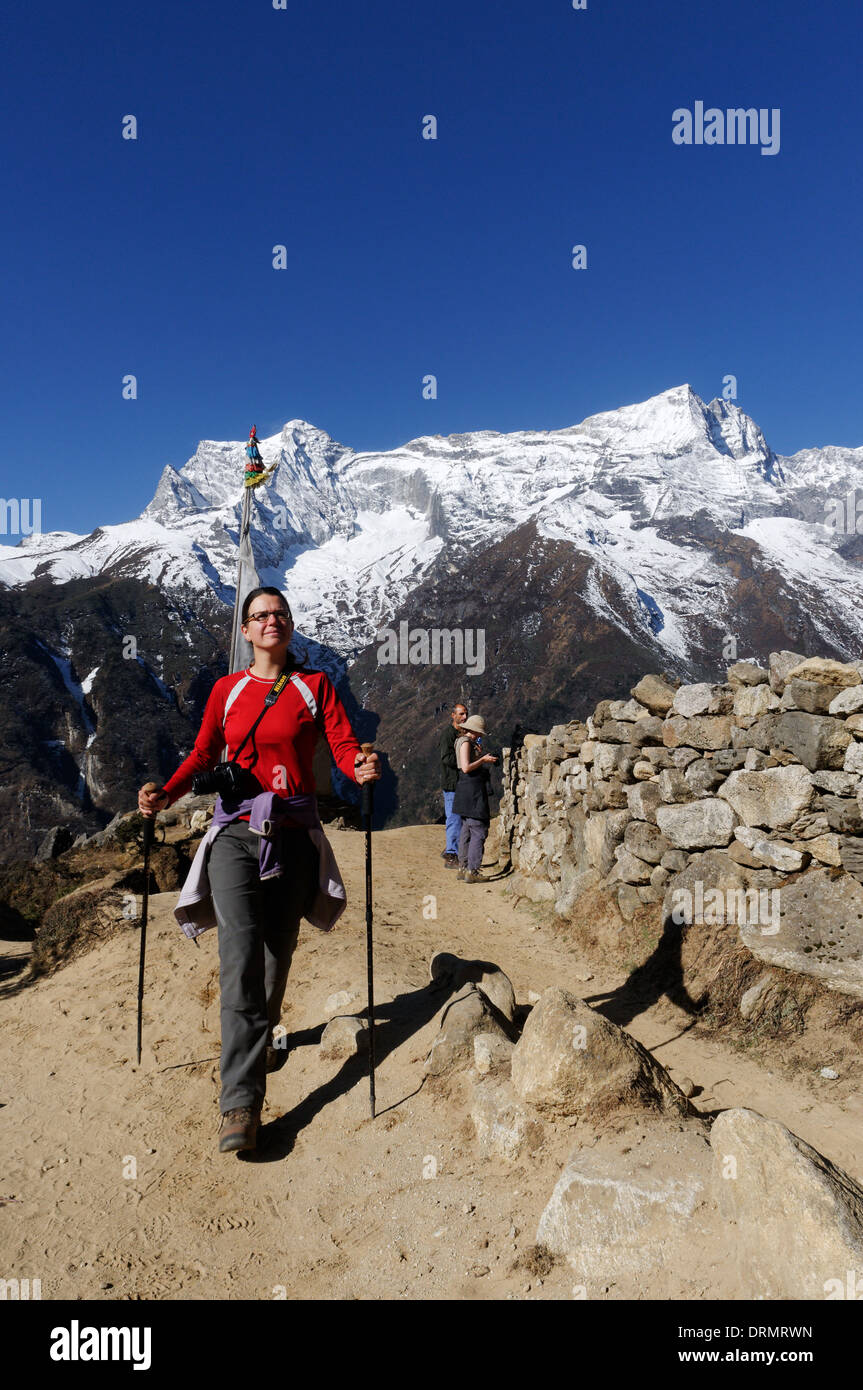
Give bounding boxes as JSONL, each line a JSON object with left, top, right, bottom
{"left": 2, "top": 383, "right": 862, "bottom": 855}
{"left": 2, "top": 384, "right": 861, "bottom": 666}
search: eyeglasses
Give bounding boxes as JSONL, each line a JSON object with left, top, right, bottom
{"left": 247, "top": 610, "right": 292, "bottom": 625}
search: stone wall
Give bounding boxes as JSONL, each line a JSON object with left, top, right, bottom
{"left": 498, "top": 653, "right": 863, "bottom": 999}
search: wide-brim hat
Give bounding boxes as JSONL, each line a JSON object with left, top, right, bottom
{"left": 462, "top": 715, "right": 486, "bottom": 733}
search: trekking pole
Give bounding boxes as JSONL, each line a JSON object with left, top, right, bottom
{"left": 360, "top": 743, "right": 377, "bottom": 1119}
{"left": 136, "top": 782, "right": 159, "bottom": 1065}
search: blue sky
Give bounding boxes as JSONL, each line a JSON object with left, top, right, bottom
{"left": 2, "top": 0, "right": 862, "bottom": 536}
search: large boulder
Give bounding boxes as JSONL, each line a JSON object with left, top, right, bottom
{"left": 623, "top": 820, "right": 670, "bottom": 865}
{"left": 319, "top": 1015, "right": 369, "bottom": 1059}
{"left": 658, "top": 768, "right": 691, "bottom": 804}
{"left": 470, "top": 1077, "right": 542, "bottom": 1161}
{"left": 731, "top": 829, "right": 806, "bottom": 872}
{"left": 583, "top": 809, "right": 630, "bottom": 877}
{"left": 631, "top": 673, "right": 678, "bottom": 715}
{"left": 801, "top": 833, "right": 842, "bottom": 867}
{"left": 510, "top": 988, "right": 691, "bottom": 1119}
{"left": 768, "top": 650, "right": 806, "bottom": 693}
{"left": 829, "top": 686, "right": 863, "bottom": 716}
{"left": 610, "top": 846, "right": 653, "bottom": 885}
{"left": 662, "top": 716, "right": 733, "bottom": 751}
{"left": 671, "top": 683, "right": 714, "bottom": 718}
{"left": 626, "top": 782, "right": 662, "bottom": 824}
{"left": 607, "top": 698, "right": 649, "bottom": 722}
{"left": 733, "top": 684, "right": 778, "bottom": 718}
{"left": 536, "top": 1126, "right": 715, "bottom": 1291}
{"left": 591, "top": 742, "right": 623, "bottom": 779}
{"left": 684, "top": 759, "right": 726, "bottom": 797}
{"left": 785, "top": 657, "right": 861, "bottom": 689}
{"left": 845, "top": 743, "right": 863, "bottom": 776}
{"left": 429, "top": 951, "right": 517, "bottom": 1022}
{"left": 632, "top": 716, "right": 665, "bottom": 745}
{"left": 718, "top": 765, "right": 815, "bottom": 829}
{"left": 814, "top": 771, "right": 860, "bottom": 796}
{"left": 655, "top": 798, "right": 736, "bottom": 849}
{"left": 472, "top": 1032, "right": 515, "bottom": 1076}
{"left": 771, "top": 713, "right": 853, "bottom": 771}
{"left": 710, "top": 1108, "right": 863, "bottom": 1299}
{"left": 780, "top": 679, "right": 838, "bottom": 715}
{"left": 669, "top": 747, "right": 700, "bottom": 769}
{"left": 424, "top": 985, "right": 514, "bottom": 1075}
{"left": 727, "top": 661, "right": 769, "bottom": 688}
{"left": 735, "top": 712, "right": 852, "bottom": 771}
{"left": 739, "top": 868, "right": 863, "bottom": 998}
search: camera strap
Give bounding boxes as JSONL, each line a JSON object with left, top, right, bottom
{"left": 230, "top": 667, "right": 291, "bottom": 769}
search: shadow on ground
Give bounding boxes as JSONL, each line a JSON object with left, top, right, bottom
{"left": 254, "top": 972, "right": 480, "bottom": 1162}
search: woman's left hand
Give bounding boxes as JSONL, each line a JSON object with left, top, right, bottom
{"left": 354, "top": 750, "right": 382, "bottom": 783}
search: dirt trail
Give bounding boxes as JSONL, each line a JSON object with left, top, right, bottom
{"left": 2, "top": 824, "right": 860, "bottom": 1301}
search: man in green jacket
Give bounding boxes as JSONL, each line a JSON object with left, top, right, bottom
{"left": 440, "top": 702, "right": 468, "bottom": 867}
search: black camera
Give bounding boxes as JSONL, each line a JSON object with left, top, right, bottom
{"left": 191, "top": 761, "right": 262, "bottom": 801}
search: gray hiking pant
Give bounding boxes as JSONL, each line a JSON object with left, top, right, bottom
{"left": 458, "top": 817, "right": 488, "bottom": 873}
{"left": 208, "top": 820, "right": 319, "bottom": 1113}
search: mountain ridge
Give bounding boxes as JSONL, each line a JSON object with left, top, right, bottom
{"left": 1, "top": 384, "right": 862, "bottom": 855}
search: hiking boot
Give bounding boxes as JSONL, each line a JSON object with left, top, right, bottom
{"left": 456, "top": 865, "right": 466, "bottom": 880}
{"left": 443, "top": 853, "right": 459, "bottom": 869}
{"left": 218, "top": 1104, "right": 262, "bottom": 1153}
{"left": 463, "top": 870, "right": 484, "bottom": 884}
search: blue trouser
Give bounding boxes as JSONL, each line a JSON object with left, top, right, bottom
{"left": 443, "top": 791, "right": 462, "bottom": 855}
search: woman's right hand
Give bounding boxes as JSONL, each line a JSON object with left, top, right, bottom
{"left": 482, "top": 753, "right": 499, "bottom": 764}
{"left": 138, "top": 784, "right": 169, "bottom": 818}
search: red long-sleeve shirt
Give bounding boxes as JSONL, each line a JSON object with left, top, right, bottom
{"left": 162, "top": 666, "right": 362, "bottom": 811}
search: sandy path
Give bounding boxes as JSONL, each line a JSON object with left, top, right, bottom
{"left": 1, "top": 824, "right": 860, "bottom": 1301}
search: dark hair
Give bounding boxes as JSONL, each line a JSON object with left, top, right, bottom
{"left": 241, "top": 587, "right": 306, "bottom": 670}
{"left": 241, "top": 586, "right": 292, "bottom": 625}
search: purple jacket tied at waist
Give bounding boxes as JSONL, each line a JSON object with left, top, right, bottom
{"left": 213, "top": 790, "right": 321, "bottom": 879}
{"left": 174, "top": 791, "right": 348, "bottom": 940}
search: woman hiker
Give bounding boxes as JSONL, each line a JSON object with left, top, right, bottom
{"left": 452, "top": 715, "right": 497, "bottom": 883}
{"left": 137, "top": 587, "right": 380, "bottom": 1154}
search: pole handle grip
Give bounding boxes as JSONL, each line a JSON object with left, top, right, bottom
{"left": 360, "top": 743, "right": 375, "bottom": 819}
{"left": 141, "top": 780, "right": 161, "bottom": 849}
